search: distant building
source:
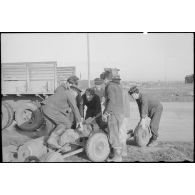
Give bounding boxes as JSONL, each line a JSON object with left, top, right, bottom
{"left": 185, "top": 74, "right": 194, "bottom": 84}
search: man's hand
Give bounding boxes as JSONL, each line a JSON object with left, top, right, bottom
{"left": 76, "top": 122, "right": 83, "bottom": 131}
{"left": 102, "top": 112, "right": 109, "bottom": 122}
{"left": 85, "top": 117, "right": 94, "bottom": 124}
{"left": 140, "top": 118, "right": 147, "bottom": 129}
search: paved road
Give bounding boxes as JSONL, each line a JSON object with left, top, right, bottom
{"left": 128, "top": 102, "right": 194, "bottom": 142}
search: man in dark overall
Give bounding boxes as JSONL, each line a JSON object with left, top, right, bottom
{"left": 102, "top": 71, "right": 124, "bottom": 162}
{"left": 128, "top": 86, "right": 163, "bottom": 147}
{"left": 82, "top": 88, "right": 107, "bottom": 130}
{"left": 42, "top": 76, "right": 83, "bottom": 149}
{"left": 93, "top": 78, "right": 106, "bottom": 114}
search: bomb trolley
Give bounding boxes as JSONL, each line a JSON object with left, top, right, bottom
{"left": 20, "top": 113, "right": 111, "bottom": 162}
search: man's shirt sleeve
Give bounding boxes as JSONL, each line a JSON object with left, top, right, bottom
{"left": 140, "top": 95, "right": 148, "bottom": 118}
{"left": 67, "top": 91, "right": 81, "bottom": 122}
{"left": 104, "top": 84, "right": 114, "bottom": 114}
{"left": 94, "top": 95, "right": 102, "bottom": 117}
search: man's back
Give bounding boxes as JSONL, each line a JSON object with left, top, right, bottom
{"left": 136, "top": 93, "right": 162, "bottom": 117}
{"left": 43, "top": 84, "right": 71, "bottom": 112}
{"left": 104, "top": 81, "right": 124, "bottom": 115}
{"left": 82, "top": 94, "right": 101, "bottom": 115}
{"left": 43, "top": 84, "right": 81, "bottom": 122}
{"left": 122, "top": 88, "right": 130, "bottom": 118}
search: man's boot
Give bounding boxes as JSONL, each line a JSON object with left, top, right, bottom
{"left": 147, "top": 135, "right": 158, "bottom": 147}
{"left": 107, "top": 148, "right": 122, "bottom": 162}
{"left": 47, "top": 131, "right": 61, "bottom": 149}
{"left": 122, "top": 143, "right": 128, "bottom": 157}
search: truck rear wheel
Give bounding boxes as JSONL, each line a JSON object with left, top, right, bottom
{"left": 15, "top": 102, "right": 44, "bottom": 131}
{"left": 134, "top": 126, "right": 150, "bottom": 147}
{"left": 5, "top": 102, "right": 14, "bottom": 127}
{"left": 85, "top": 132, "right": 110, "bottom": 162}
{"left": 2, "top": 102, "right": 14, "bottom": 130}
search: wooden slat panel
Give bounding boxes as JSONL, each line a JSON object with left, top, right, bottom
{"left": 2, "top": 62, "right": 56, "bottom": 93}
{"left": 2, "top": 81, "right": 27, "bottom": 94}
{"left": 29, "top": 67, "right": 54, "bottom": 71}
{"left": 29, "top": 64, "right": 55, "bottom": 80}
{"left": 2, "top": 63, "right": 27, "bottom": 81}
{"left": 2, "top": 64, "right": 26, "bottom": 68}
{"left": 29, "top": 80, "right": 54, "bottom": 94}
{"left": 29, "top": 64, "right": 55, "bottom": 69}
{"left": 29, "top": 74, "right": 54, "bottom": 79}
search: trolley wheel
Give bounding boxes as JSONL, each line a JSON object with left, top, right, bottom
{"left": 134, "top": 126, "right": 151, "bottom": 147}
{"left": 85, "top": 132, "right": 110, "bottom": 162}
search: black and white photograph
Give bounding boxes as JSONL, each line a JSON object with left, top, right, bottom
{"left": 1, "top": 32, "right": 194, "bottom": 162}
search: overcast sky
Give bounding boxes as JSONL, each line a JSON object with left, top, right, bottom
{"left": 1, "top": 33, "right": 193, "bottom": 81}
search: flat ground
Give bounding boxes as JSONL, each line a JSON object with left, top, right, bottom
{"left": 62, "top": 141, "right": 194, "bottom": 162}
{"left": 80, "top": 81, "right": 194, "bottom": 102}
{"left": 125, "top": 82, "right": 194, "bottom": 102}
{"left": 2, "top": 102, "right": 194, "bottom": 162}
{"left": 129, "top": 102, "right": 194, "bottom": 142}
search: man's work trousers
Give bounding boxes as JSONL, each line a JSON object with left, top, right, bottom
{"left": 108, "top": 113, "right": 124, "bottom": 149}
{"left": 42, "top": 105, "right": 72, "bottom": 136}
{"left": 149, "top": 105, "right": 163, "bottom": 139}
{"left": 119, "top": 117, "right": 130, "bottom": 144}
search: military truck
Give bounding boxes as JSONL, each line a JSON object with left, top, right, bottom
{"left": 1, "top": 61, "right": 76, "bottom": 131}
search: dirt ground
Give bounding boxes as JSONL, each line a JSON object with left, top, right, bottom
{"left": 62, "top": 140, "right": 194, "bottom": 162}
{"left": 128, "top": 102, "right": 194, "bottom": 142}
{"left": 2, "top": 102, "right": 194, "bottom": 162}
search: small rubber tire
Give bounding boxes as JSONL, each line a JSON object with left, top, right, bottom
{"left": 85, "top": 132, "right": 110, "bottom": 162}
{"left": 24, "top": 156, "right": 40, "bottom": 162}
{"left": 15, "top": 102, "right": 44, "bottom": 131}
{"left": 134, "top": 126, "right": 150, "bottom": 147}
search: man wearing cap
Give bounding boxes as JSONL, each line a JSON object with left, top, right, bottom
{"left": 42, "top": 76, "right": 83, "bottom": 149}
{"left": 128, "top": 86, "right": 163, "bottom": 147}
{"left": 102, "top": 71, "right": 124, "bottom": 162}
{"left": 82, "top": 88, "right": 107, "bottom": 130}
{"left": 93, "top": 78, "right": 105, "bottom": 113}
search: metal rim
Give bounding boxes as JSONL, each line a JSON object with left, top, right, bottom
{"left": 86, "top": 133, "right": 110, "bottom": 162}
{"left": 22, "top": 109, "right": 35, "bottom": 124}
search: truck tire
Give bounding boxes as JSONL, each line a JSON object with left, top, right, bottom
{"left": 5, "top": 102, "right": 14, "bottom": 127}
{"left": 15, "top": 102, "right": 44, "bottom": 131}
{"left": 3, "top": 145, "right": 17, "bottom": 162}
{"left": 2, "top": 102, "right": 11, "bottom": 130}
{"left": 85, "top": 132, "right": 110, "bottom": 162}
{"left": 134, "top": 126, "right": 150, "bottom": 147}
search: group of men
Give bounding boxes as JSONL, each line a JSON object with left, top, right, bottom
{"left": 41, "top": 70, "right": 163, "bottom": 162}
